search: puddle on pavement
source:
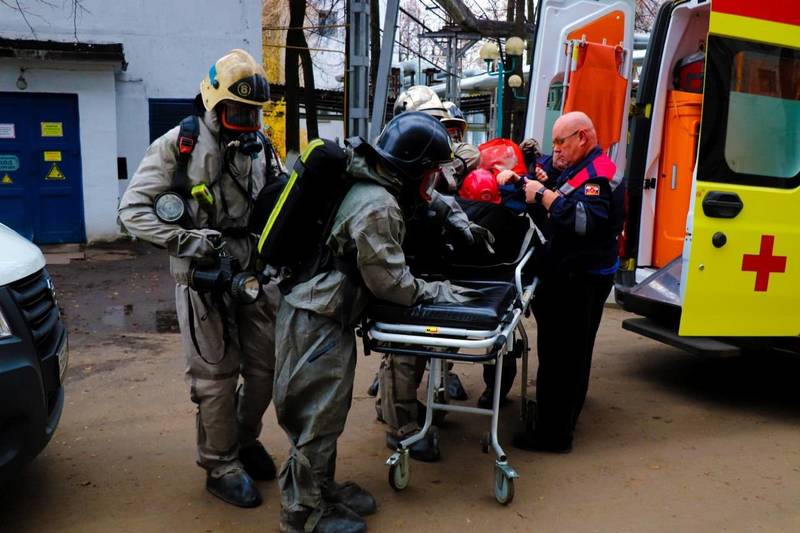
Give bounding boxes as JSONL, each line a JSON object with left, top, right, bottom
{"left": 100, "top": 303, "right": 178, "bottom": 333}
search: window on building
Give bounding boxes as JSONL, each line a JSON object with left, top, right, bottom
{"left": 318, "top": 9, "right": 337, "bottom": 38}
{"left": 148, "top": 98, "right": 196, "bottom": 142}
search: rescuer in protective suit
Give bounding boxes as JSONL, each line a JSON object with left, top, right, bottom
{"left": 118, "top": 49, "right": 282, "bottom": 508}
{"left": 371, "top": 85, "right": 500, "bottom": 461}
{"left": 393, "top": 87, "right": 481, "bottom": 192}
{"left": 439, "top": 100, "right": 521, "bottom": 409}
{"left": 273, "top": 112, "right": 480, "bottom": 533}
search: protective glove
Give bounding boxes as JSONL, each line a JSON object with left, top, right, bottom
{"left": 170, "top": 256, "right": 193, "bottom": 286}
{"left": 421, "top": 280, "right": 482, "bottom": 304}
{"left": 166, "top": 228, "right": 223, "bottom": 260}
{"left": 428, "top": 191, "right": 496, "bottom": 254}
{"left": 467, "top": 222, "right": 496, "bottom": 255}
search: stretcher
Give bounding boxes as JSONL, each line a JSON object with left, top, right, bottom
{"left": 359, "top": 231, "right": 537, "bottom": 505}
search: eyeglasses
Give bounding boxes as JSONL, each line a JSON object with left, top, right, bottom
{"left": 552, "top": 129, "right": 580, "bottom": 146}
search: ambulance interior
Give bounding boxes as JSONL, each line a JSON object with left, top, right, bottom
{"left": 614, "top": 0, "right": 711, "bottom": 320}
{"left": 524, "top": 0, "right": 636, "bottom": 182}
{"left": 636, "top": 1, "right": 709, "bottom": 275}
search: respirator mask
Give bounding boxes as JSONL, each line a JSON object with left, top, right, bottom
{"left": 219, "top": 101, "right": 263, "bottom": 157}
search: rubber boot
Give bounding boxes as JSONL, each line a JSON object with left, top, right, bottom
{"left": 385, "top": 426, "right": 440, "bottom": 463}
{"left": 323, "top": 481, "right": 377, "bottom": 517}
{"left": 239, "top": 440, "right": 277, "bottom": 481}
{"left": 280, "top": 503, "right": 366, "bottom": 533}
{"left": 478, "top": 359, "right": 517, "bottom": 408}
{"left": 206, "top": 465, "right": 262, "bottom": 508}
{"left": 446, "top": 371, "right": 468, "bottom": 401}
{"left": 367, "top": 372, "right": 379, "bottom": 397}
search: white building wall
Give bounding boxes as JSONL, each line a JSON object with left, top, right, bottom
{"left": 0, "top": 0, "right": 262, "bottom": 242}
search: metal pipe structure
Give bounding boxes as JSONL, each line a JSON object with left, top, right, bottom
{"left": 347, "top": 0, "right": 370, "bottom": 138}
{"left": 435, "top": 0, "right": 530, "bottom": 37}
{"left": 368, "top": 0, "right": 400, "bottom": 140}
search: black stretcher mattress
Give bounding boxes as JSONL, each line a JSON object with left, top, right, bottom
{"left": 367, "top": 280, "right": 516, "bottom": 330}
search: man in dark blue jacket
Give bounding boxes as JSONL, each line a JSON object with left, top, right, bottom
{"left": 514, "top": 111, "right": 625, "bottom": 453}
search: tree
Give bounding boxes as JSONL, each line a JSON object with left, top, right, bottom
{"left": 0, "top": 0, "right": 87, "bottom": 41}
{"left": 284, "top": 0, "right": 319, "bottom": 154}
{"left": 369, "top": 0, "right": 380, "bottom": 100}
{"left": 635, "top": 0, "right": 664, "bottom": 32}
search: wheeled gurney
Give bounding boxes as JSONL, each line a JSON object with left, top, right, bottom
{"left": 359, "top": 237, "right": 537, "bottom": 505}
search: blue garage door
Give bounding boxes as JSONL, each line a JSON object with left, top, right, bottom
{"left": 0, "top": 92, "right": 85, "bottom": 244}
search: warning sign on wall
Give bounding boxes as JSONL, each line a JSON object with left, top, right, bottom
{"left": 41, "top": 122, "right": 64, "bottom": 137}
{"left": 1, "top": 174, "right": 12, "bottom": 184}
{"left": 0, "top": 124, "right": 15, "bottom": 139}
{"left": 43, "top": 151, "right": 62, "bottom": 162}
{"left": 0, "top": 154, "right": 19, "bottom": 172}
{"left": 45, "top": 163, "right": 65, "bottom": 180}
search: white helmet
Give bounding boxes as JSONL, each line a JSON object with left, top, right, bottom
{"left": 393, "top": 85, "right": 447, "bottom": 119}
{"left": 441, "top": 101, "right": 468, "bottom": 141}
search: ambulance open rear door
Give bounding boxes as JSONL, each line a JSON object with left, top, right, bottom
{"left": 524, "top": 0, "right": 635, "bottom": 174}
{"left": 679, "top": 0, "right": 800, "bottom": 337}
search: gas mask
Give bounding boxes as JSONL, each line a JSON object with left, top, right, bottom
{"left": 219, "top": 101, "right": 264, "bottom": 157}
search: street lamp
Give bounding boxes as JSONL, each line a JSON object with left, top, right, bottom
{"left": 507, "top": 74, "right": 526, "bottom": 100}
{"left": 480, "top": 37, "right": 525, "bottom": 137}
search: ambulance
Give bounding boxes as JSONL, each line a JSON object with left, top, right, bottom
{"left": 524, "top": 0, "right": 800, "bottom": 355}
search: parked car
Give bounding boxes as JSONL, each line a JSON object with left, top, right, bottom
{"left": 0, "top": 223, "right": 69, "bottom": 482}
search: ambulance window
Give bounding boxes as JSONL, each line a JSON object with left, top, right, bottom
{"left": 724, "top": 48, "right": 800, "bottom": 178}
{"left": 698, "top": 37, "right": 800, "bottom": 189}
{"left": 542, "top": 74, "right": 565, "bottom": 148}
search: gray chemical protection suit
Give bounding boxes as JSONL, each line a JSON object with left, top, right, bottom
{"left": 118, "top": 109, "right": 282, "bottom": 476}
{"left": 273, "top": 149, "right": 476, "bottom": 528}
{"left": 377, "top": 140, "right": 484, "bottom": 439}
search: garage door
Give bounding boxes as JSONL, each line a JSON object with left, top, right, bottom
{"left": 0, "top": 92, "right": 85, "bottom": 244}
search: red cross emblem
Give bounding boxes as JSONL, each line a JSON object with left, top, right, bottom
{"left": 741, "top": 235, "right": 787, "bottom": 292}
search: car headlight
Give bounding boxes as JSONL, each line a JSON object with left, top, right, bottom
{"left": 0, "top": 307, "right": 12, "bottom": 339}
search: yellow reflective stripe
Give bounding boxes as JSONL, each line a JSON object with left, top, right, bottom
{"left": 257, "top": 139, "right": 325, "bottom": 254}
{"left": 710, "top": 12, "right": 800, "bottom": 49}
{"left": 301, "top": 138, "right": 325, "bottom": 162}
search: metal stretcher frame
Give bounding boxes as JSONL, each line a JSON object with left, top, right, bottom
{"left": 361, "top": 246, "right": 538, "bottom": 504}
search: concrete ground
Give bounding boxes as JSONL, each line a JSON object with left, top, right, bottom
{"left": 1, "top": 241, "right": 798, "bottom": 532}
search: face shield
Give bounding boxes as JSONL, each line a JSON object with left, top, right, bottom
{"left": 219, "top": 101, "right": 261, "bottom": 132}
{"left": 418, "top": 168, "right": 442, "bottom": 203}
{"left": 441, "top": 118, "right": 466, "bottom": 143}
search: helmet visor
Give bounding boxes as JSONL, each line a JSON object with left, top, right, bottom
{"left": 418, "top": 168, "right": 441, "bottom": 202}
{"left": 220, "top": 102, "right": 261, "bottom": 132}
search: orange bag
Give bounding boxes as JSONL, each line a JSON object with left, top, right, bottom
{"left": 478, "top": 138, "right": 527, "bottom": 176}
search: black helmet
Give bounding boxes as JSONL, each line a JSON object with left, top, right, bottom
{"left": 374, "top": 112, "right": 454, "bottom": 180}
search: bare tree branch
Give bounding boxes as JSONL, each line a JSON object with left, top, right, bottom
{"left": 13, "top": 0, "right": 38, "bottom": 38}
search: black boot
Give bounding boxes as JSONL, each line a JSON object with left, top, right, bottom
{"left": 478, "top": 359, "right": 517, "bottom": 408}
{"left": 367, "top": 372, "right": 379, "bottom": 397}
{"left": 239, "top": 441, "right": 277, "bottom": 481}
{"left": 324, "top": 481, "right": 377, "bottom": 516}
{"left": 446, "top": 372, "right": 468, "bottom": 401}
{"left": 386, "top": 427, "right": 441, "bottom": 463}
{"left": 477, "top": 388, "right": 514, "bottom": 409}
{"left": 280, "top": 503, "right": 366, "bottom": 533}
{"left": 206, "top": 467, "right": 262, "bottom": 508}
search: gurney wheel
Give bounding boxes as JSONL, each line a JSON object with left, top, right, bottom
{"left": 389, "top": 454, "right": 410, "bottom": 491}
{"left": 494, "top": 467, "right": 515, "bottom": 505}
